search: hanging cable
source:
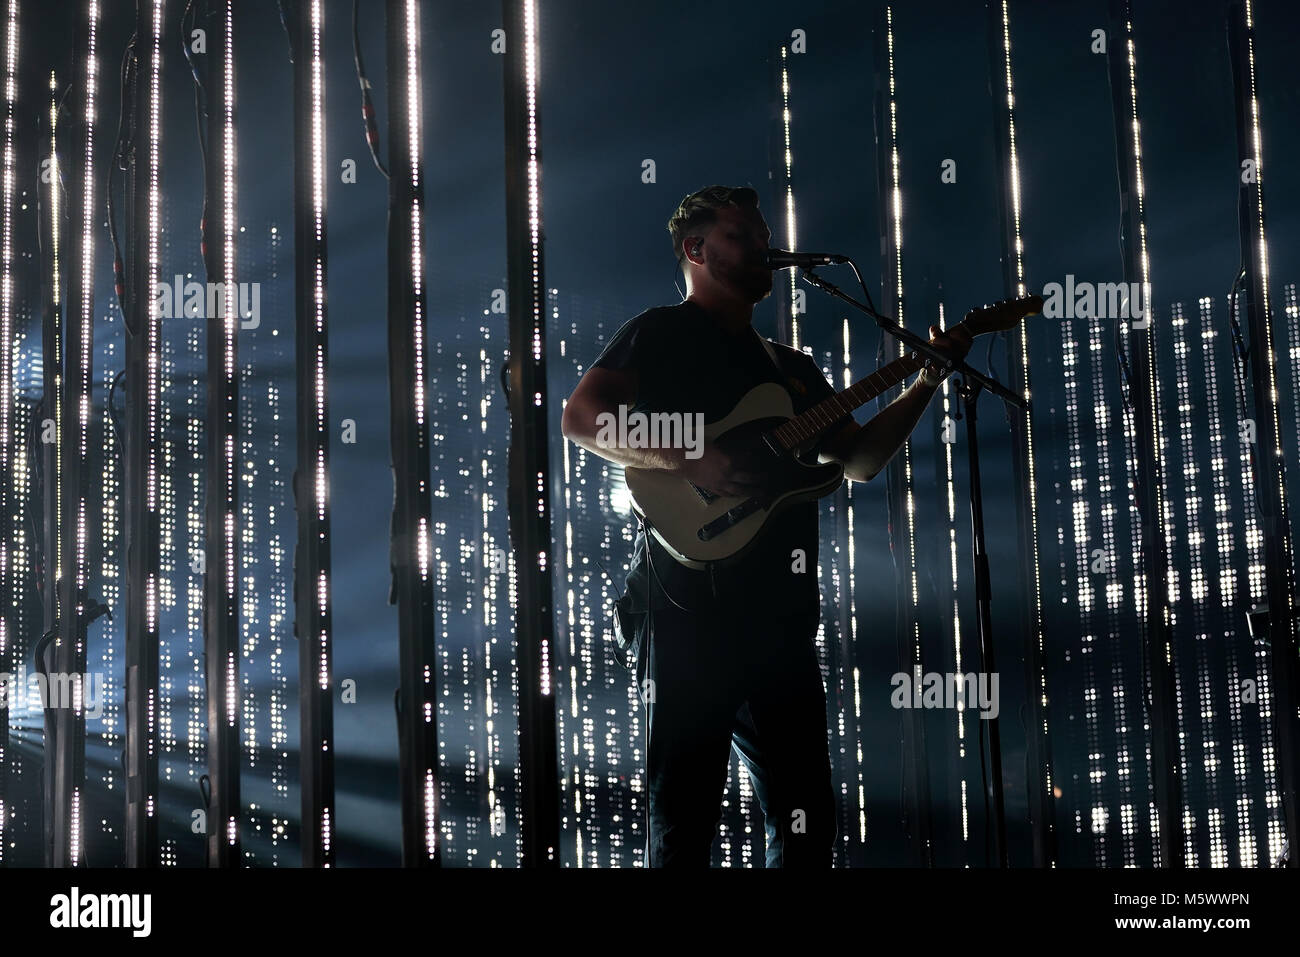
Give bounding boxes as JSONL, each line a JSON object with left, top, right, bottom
{"left": 182, "top": 0, "right": 209, "bottom": 274}
{"left": 1226, "top": 264, "right": 1264, "bottom": 519}
{"left": 276, "top": 0, "right": 295, "bottom": 63}
{"left": 352, "top": 0, "right": 388, "bottom": 178}
{"left": 108, "top": 32, "right": 137, "bottom": 331}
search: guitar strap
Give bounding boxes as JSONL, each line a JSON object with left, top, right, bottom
{"left": 754, "top": 330, "right": 784, "bottom": 377}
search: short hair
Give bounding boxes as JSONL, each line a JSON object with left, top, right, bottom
{"left": 667, "top": 185, "right": 760, "bottom": 264}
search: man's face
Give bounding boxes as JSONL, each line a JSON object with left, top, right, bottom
{"left": 699, "top": 205, "right": 773, "bottom": 303}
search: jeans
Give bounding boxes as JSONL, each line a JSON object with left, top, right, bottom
{"left": 636, "top": 596, "right": 837, "bottom": 867}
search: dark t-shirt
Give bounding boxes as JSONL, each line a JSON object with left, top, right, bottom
{"left": 592, "top": 299, "right": 849, "bottom": 616}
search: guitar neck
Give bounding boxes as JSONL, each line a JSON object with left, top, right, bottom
{"left": 765, "top": 299, "right": 1039, "bottom": 452}
{"left": 770, "top": 351, "right": 929, "bottom": 453}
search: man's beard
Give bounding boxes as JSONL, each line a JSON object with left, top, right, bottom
{"left": 714, "top": 257, "right": 773, "bottom": 303}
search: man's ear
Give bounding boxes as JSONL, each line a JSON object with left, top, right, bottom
{"left": 682, "top": 236, "right": 705, "bottom": 266}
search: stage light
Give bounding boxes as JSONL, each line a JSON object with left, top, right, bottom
{"left": 1205, "top": 291, "right": 1258, "bottom": 863}
{"left": 1242, "top": 1, "right": 1290, "bottom": 652}
{"left": 120, "top": 0, "right": 166, "bottom": 867}
{"left": 1169, "top": 301, "right": 1224, "bottom": 867}
{"left": 933, "top": 301, "right": 973, "bottom": 846}
{"left": 0, "top": 0, "right": 16, "bottom": 865}
{"left": 291, "top": 0, "right": 336, "bottom": 867}
{"left": 202, "top": 0, "right": 241, "bottom": 866}
{"left": 73, "top": 0, "right": 100, "bottom": 625}
{"left": 1117, "top": 17, "right": 1169, "bottom": 643}
{"left": 881, "top": 3, "right": 922, "bottom": 658}
{"left": 839, "top": 318, "right": 868, "bottom": 844}
{"left": 1287, "top": 284, "right": 1300, "bottom": 482}
{"left": 994, "top": 0, "right": 1053, "bottom": 862}
{"left": 383, "top": 0, "right": 441, "bottom": 864}
{"left": 51, "top": 0, "right": 103, "bottom": 868}
{"left": 406, "top": 0, "right": 436, "bottom": 862}
{"left": 996, "top": 0, "right": 1044, "bottom": 638}
{"left": 143, "top": 0, "right": 163, "bottom": 802}
{"left": 779, "top": 46, "right": 798, "bottom": 351}
{"left": 1231, "top": 2, "right": 1289, "bottom": 867}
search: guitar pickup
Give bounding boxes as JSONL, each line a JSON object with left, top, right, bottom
{"left": 698, "top": 497, "right": 764, "bottom": 541}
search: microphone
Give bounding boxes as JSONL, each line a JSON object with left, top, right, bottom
{"left": 763, "top": 249, "right": 849, "bottom": 269}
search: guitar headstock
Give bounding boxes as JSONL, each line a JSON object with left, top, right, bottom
{"left": 960, "top": 294, "right": 1045, "bottom": 337}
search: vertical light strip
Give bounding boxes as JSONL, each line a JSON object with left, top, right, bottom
{"left": 1055, "top": 217, "right": 1097, "bottom": 858}
{"left": 0, "top": 0, "right": 17, "bottom": 865}
{"left": 499, "top": 0, "right": 559, "bottom": 866}
{"left": 74, "top": 0, "right": 98, "bottom": 608}
{"left": 1170, "top": 303, "right": 1200, "bottom": 863}
{"left": 405, "top": 0, "right": 425, "bottom": 433}
{"left": 1201, "top": 296, "right": 1257, "bottom": 865}
{"left": 310, "top": 0, "right": 332, "bottom": 859}
{"left": 1108, "top": 12, "right": 1154, "bottom": 864}
{"left": 310, "top": 0, "right": 326, "bottom": 533}
{"left": 64, "top": 0, "right": 101, "bottom": 867}
{"left": 403, "top": 0, "right": 437, "bottom": 860}
{"left": 48, "top": 69, "right": 58, "bottom": 301}
{"left": 1121, "top": 18, "right": 1164, "bottom": 639}
{"left": 936, "top": 301, "right": 970, "bottom": 847}
{"left": 291, "top": 0, "right": 335, "bottom": 867}
{"left": 1287, "top": 283, "right": 1300, "bottom": 494}
{"left": 998, "top": 0, "right": 1047, "bottom": 776}
{"left": 203, "top": 0, "right": 241, "bottom": 861}
{"left": 523, "top": 0, "right": 550, "bottom": 700}
{"left": 221, "top": 7, "right": 235, "bottom": 727}
{"left": 1243, "top": 1, "right": 1277, "bottom": 461}
{"left": 144, "top": 0, "right": 163, "bottom": 845}
{"left": 1235, "top": 291, "right": 1266, "bottom": 601}
{"left": 120, "top": 0, "right": 164, "bottom": 866}
{"left": 998, "top": 2, "right": 1025, "bottom": 301}
{"left": 885, "top": 9, "right": 903, "bottom": 325}
{"left": 780, "top": 45, "right": 798, "bottom": 351}
{"left": 482, "top": 340, "right": 506, "bottom": 862}
{"left": 1172, "top": 301, "right": 1228, "bottom": 866}
{"left": 843, "top": 316, "right": 866, "bottom": 845}
{"left": 883, "top": 5, "right": 921, "bottom": 669}
{"left": 559, "top": 375, "right": 578, "bottom": 862}
{"left": 1241, "top": 0, "right": 1288, "bottom": 864}
{"left": 45, "top": 71, "right": 65, "bottom": 800}
{"left": 1128, "top": 13, "right": 1185, "bottom": 865}
{"left": 51, "top": 69, "right": 63, "bottom": 627}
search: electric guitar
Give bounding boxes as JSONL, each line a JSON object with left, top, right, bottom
{"left": 624, "top": 295, "right": 1044, "bottom": 568}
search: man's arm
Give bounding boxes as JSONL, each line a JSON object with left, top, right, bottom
{"left": 560, "top": 366, "right": 768, "bottom": 497}
{"left": 817, "top": 376, "right": 940, "bottom": 483}
{"left": 816, "top": 322, "right": 972, "bottom": 483}
{"left": 562, "top": 366, "right": 672, "bottom": 470}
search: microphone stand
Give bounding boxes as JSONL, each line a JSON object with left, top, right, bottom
{"left": 800, "top": 263, "right": 1024, "bottom": 867}
{"left": 798, "top": 266, "right": 1024, "bottom": 409}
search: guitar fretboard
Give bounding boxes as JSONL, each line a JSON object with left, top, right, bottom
{"left": 770, "top": 353, "right": 927, "bottom": 452}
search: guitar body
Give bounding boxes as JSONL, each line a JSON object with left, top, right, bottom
{"left": 619, "top": 295, "right": 1045, "bottom": 569}
{"left": 624, "top": 382, "right": 845, "bottom": 569}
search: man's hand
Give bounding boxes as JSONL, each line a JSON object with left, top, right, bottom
{"left": 680, "top": 440, "right": 772, "bottom": 499}
{"left": 923, "top": 324, "right": 974, "bottom": 380}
